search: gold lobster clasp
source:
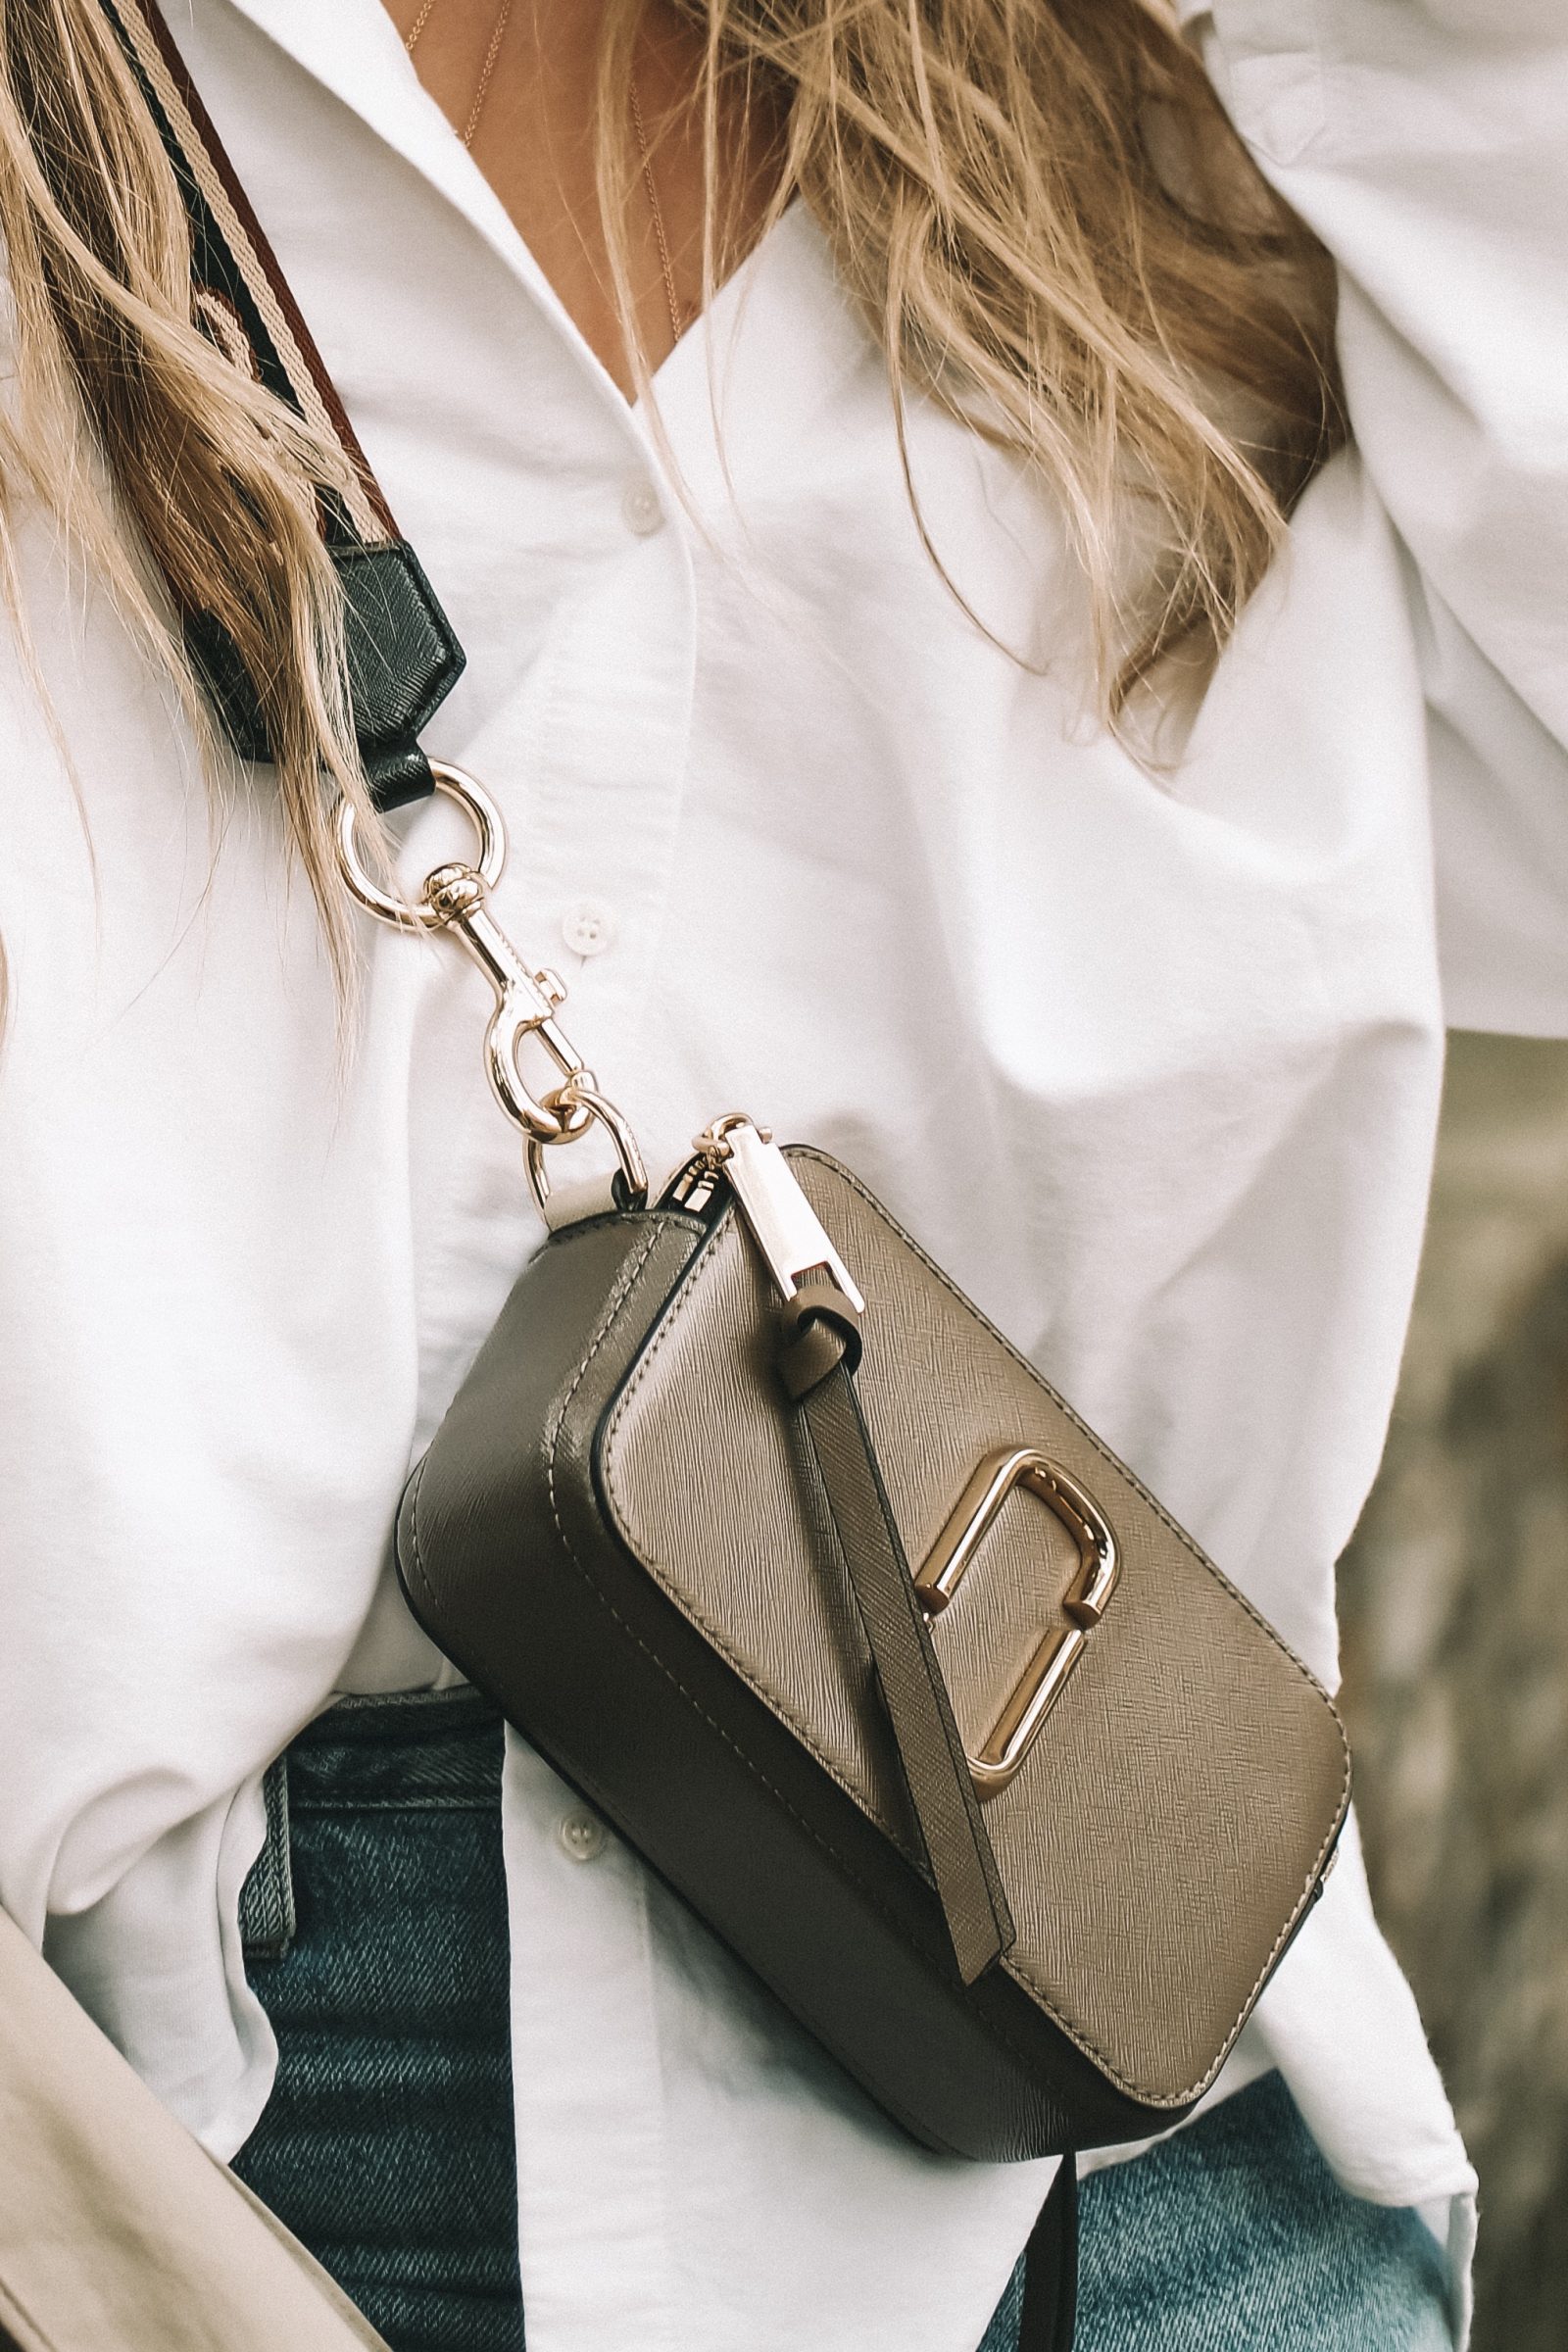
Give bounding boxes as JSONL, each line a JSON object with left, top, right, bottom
{"left": 914, "top": 1447, "right": 1120, "bottom": 1797}
{"left": 336, "top": 761, "right": 647, "bottom": 1217}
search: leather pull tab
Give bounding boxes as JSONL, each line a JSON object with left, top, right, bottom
{"left": 775, "top": 1267, "right": 862, "bottom": 1398}
{"left": 779, "top": 1301, "right": 1015, "bottom": 1984}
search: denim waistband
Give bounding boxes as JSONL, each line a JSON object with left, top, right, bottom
{"left": 283, "top": 1686, "right": 505, "bottom": 1811}
{"left": 240, "top": 1687, "right": 504, "bottom": 1961}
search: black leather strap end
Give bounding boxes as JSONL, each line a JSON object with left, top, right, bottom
{"left": 1018, "top": 2158, "right": 1078, "bottom": 2352}
{"left": 337, "top": 538, "right": 466, "bottom": 807}
{"left": 362, "top": 737, "right": 440, "bottom": 810}
{"left": 184, "top": 605, "right": 272, "bottom": 767}
{"left": 184, "top": 536, "right": 466, "bottom": 810}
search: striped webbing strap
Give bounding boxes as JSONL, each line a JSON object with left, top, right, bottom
{"left": 97, "top": 0, "right": 465, "bottom": 808}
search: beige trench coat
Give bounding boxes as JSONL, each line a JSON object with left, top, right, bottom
{"left": 0, "top": 1911, "right": 388, "bottom": 2352}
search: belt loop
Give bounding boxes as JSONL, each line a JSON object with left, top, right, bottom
{"left": 239, "top": 1754, "right": 296, "bottom": 1963}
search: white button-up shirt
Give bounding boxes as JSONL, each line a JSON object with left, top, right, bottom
{"left": 6, "top": 0, "right": 1563, "bottom": 2343}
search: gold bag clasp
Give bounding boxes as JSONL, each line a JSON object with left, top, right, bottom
{"left": 915, "top": 1448, "right": 1120, "bottom": 1796}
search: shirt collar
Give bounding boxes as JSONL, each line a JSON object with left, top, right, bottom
{"left": 175, "top": 0, "right": 641, "bottom": 430}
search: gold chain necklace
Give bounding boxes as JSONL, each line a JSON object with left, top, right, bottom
{"left": 403, "top": 0, "right": 438, "bottom": 51}
{"left": 629, "top": 74, "right": 685, "bottom": 351}
{"left": 404, "top": 0, "right": 685, "bottom": 347}
{"left": 405, "top": 0, "right": 513, "bottom": 150}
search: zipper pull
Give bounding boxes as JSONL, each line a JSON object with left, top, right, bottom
{"left": 691, "top": 1116, "right": 865, "bottom": 1313}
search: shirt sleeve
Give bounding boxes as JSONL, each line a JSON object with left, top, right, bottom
{"left": 1183, "top": 0, "right": 1568, "bottom": 1034}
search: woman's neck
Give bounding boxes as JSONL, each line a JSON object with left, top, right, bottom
{"left": 382, "top": 0, "right": 774, "bottom": 396}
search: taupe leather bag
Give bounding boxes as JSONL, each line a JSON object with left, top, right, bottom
{"left": 92, "top": 7, "right": 1349, "bottom": 2342}
{"left": 393, "top": 1121, "right": 1349, "bottom": 2167}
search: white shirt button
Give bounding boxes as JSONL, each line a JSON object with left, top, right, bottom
{"left": 558, "top": 1808, "right": 609, "bottom": 1863}
{"left": 561, "top": 898, "right": 616, "bottom": 958}
{"left": 621, "top": 477, "right": 664, "bottom": 536}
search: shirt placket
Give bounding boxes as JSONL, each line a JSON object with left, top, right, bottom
{"left": 503, "top": 1737, "right": 682, "bottom": 2352}
{"left": 429, "top": 443, "right": 695, "bottom": 2352}
{"left": 203, "top": 21, "right": 704, "bottom": 2319}
{"left": 404, "top": 441, "right": 698, "bottom": 1432}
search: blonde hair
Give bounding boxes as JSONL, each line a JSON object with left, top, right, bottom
{"left": 606, "top": 0, "right": 1343, "bottom": 696}
{"left": 0, "top": 0, "right": 1342, "bottom": 951}
{"left": 0, "top": 0, "right": 371, "bottom": 980}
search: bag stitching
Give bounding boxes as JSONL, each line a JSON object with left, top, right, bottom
{"left": 406, "top": 1223, "right": 1164, "bottom": 2110}
{"left": 408, "top": 1202, "right": 1342, "bottom": 2108}
{"left": 599, "top": 1218, "right": 927, "bottom": 1858}
{"left": 780, "top": 1152, "right": 1354, "bottom": 2078}
{"left": 402, "top": 1217, "right": 660, "bottom": 1622}
{"left": 529, "top": 1237, "right": 1072, "bottom": 2088}
{"left": 789, "top": 1152, "right": 1348, "bottom": 1740}
{"left": 402, "top": 1452, "right": 437, "bottom": 1613}
{"left": 542, "top": 1233, "right": 867, "bottom": 1875}
{"left": 595, "top": 1216, "right": 1198, "bottom": 2097}
{"left": 493, "top": 1719, "right": 982, "bottom": 2153}
{"left": 598, "top": 1174, "right": 1348, "bottom": 2101}
{"left": 544, "top": 1240, "right": 1203, "bottom": 2106}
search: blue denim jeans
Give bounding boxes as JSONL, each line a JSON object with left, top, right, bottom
{"left": 982, "top": 2077, "right": 1452, "bottom": 2352}
{"left": 233, "top": 1689, "right": 525, "bottom": 2352}
{"left": 236, "top": 1690, "right": 1452, "bottom": 2352}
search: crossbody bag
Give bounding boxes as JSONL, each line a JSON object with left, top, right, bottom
{"left": 85, "top": 9, "right": 1353, "bottom": 2344}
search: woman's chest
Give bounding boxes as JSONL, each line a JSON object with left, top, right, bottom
{"left": 0, "top": 9, "right": 1448, "bottom": 1668}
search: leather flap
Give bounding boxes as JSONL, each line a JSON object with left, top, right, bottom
{"left": 599, "top": 1150, "right": 1349, "bottom": 2110}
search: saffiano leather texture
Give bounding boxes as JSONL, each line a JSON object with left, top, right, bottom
{"left": 396, "top": 1149, "right": 1349, "bottom": 2160}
